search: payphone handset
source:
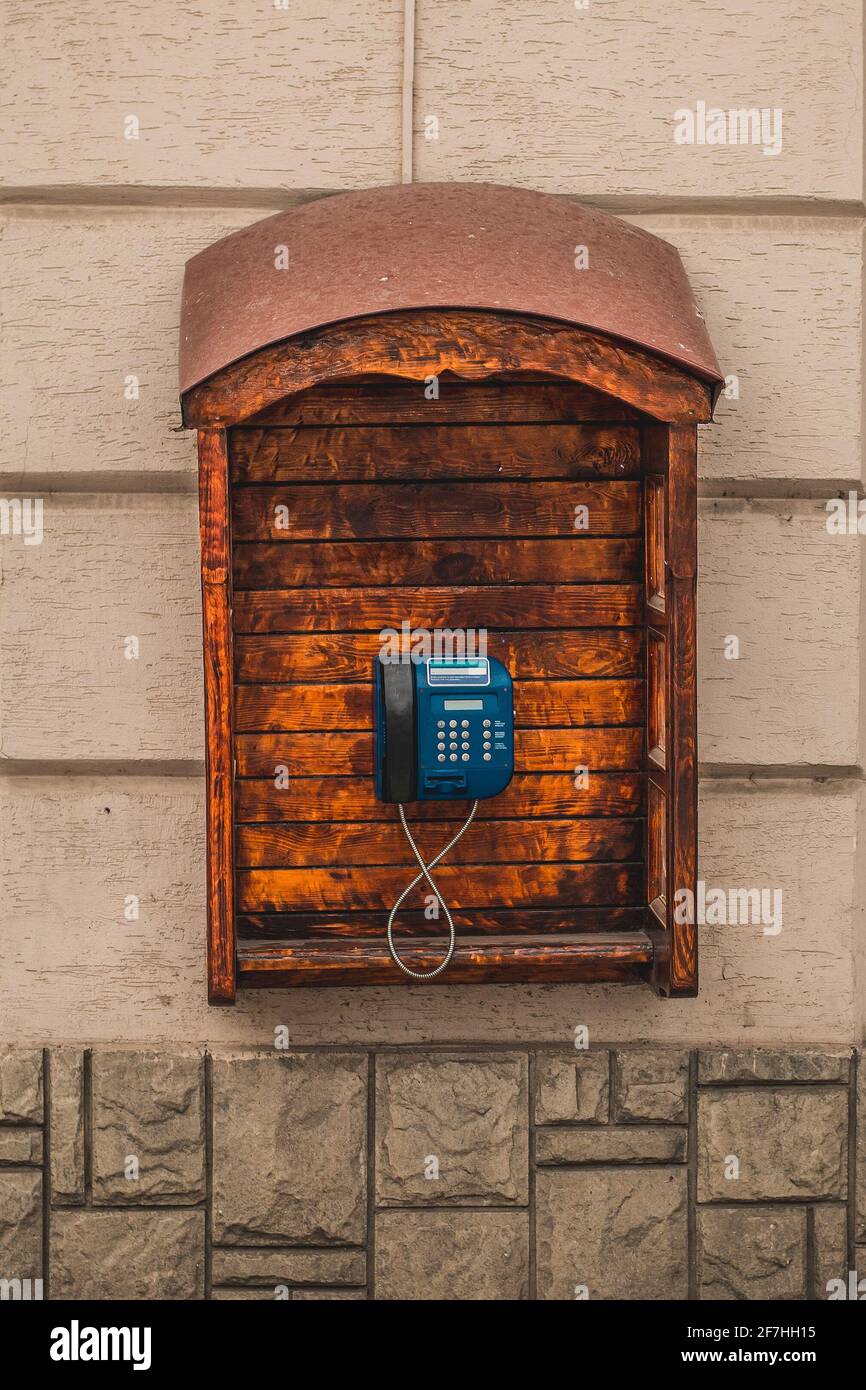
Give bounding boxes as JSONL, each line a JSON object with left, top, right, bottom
{"left": 374, "top": 656, "right": 515, "bottom": 980}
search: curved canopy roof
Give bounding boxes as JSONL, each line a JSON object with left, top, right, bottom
{"left": 179, "top": 182, "right": 722, "bottom": 400}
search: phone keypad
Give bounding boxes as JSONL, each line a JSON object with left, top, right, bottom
{"left": 428, "top": 710, "right": 510, "bottom": 773}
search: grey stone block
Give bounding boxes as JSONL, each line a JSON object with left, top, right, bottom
{"left": 375, "top": 1210, "right": 529, "bottom": 1300}
{"left": 0, "top": 1047, "right": 43, "bottom": 1124}
{"left": 376, "top": 1052, "right": 528, "bottom": 1206}
{"left": 697, "top": 1087, "right": 848, "bottom": 1202}
{"left": 535, "top": 1126, "right": 686, "bottom": 1165}
{"left": 212, "top": 1051, "right": 367, "bottom": 1246}
{"left": 212, "top": 1288, "right": 282, "bottom": 1301}
{"left": 699, "top": 1048, "right": 852, "bottom": 1084}
{"left": 49, "top": 1050, "right": 85, "bottom": 1204}
{"left": 536, "top": 1167, "right": 687, "bottom": 1300}
{"left": 51, "top": 1210, "right": 204, "bottom": 1300}
{"left": 697, "top": 1206, "right": 806, "bottom": 1300}
{"left": 91, "top": 1048, "right": 205, "bottom": 1204}
{"left": 534, "top": 1051, "right": 609, "bottom": 1125}
{"left": 856, "top": 1060, "right": 866, "bottom": 1242}
{"left": 211, "top": 1247, "right": 365, "bottom": 1287}
{"left": 813, "top": 1205, "right": 849, "bottom": 1299}
{"left": 0, "top": 1129, "right": 42, "bottom": 1165}
{"left": 211, "top": 1286, "right": 367, "bottom": 1300}
{"left": 292, "top": 1287, "right": 367, "bottom": 1300}
{"left": 0, "top": 1171, "right": 42, "bottom": 1282}
{"left": 613, "top": 1048, "right": 689, "bottom": 1123}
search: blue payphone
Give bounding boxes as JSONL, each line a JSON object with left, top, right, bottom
{"left": 374, "top": 655, "right": 515, "bottom": 979}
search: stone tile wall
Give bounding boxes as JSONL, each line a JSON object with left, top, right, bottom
{"left": 0, "top": 1044, "right": 863, "bottom": 1301}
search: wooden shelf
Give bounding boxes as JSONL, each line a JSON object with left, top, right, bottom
{"left": 236, "top": 931, "right": 654, "bottom": 988}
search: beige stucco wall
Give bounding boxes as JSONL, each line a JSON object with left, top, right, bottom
{"left": 1, "top": 1, "right": 863, "bottom": 1044}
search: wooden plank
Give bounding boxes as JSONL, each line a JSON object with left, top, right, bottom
{"left": 235, "top": 727, "right": 643, "bottom": 776}
{"left": 235, "top": 628, "right": 643, "bottom": 683}
{"left": 643, "top": 423, "right": 698, "bottom": 999}
{"left": 237, "top": 817, "right": 643, "bottom": 867}
{"left": 197, "top": 428, "right": 236, "bottom": 1005}
{"left": 229, "top": 422, "right": 641, "bottom": 482}
{"left": 246, "top": 374, "right": 640, "bottom": 426}
{"left": 232, "top": 536, "right": 641, "bottom": 589}
{"left": 235, "top": 772, "right": 644, "bottom": 823}
{"left": 664, "top": 425, "right": 698, "bottom": 996}
{"left": 183, "top": 311, "right": 713, "bottom": 428}
{"left": 231, "top": 479, "right": 641, "bottom": 540}
{"left": 237, "top": 861, "right": 645, "bottom": 912}
{"left": 234, "top": 679, "right": 642, "bottom": 733}
{"left": 236, "top": 933, "right": 653, "bottom": 987}
{"left": 237, "top": 905, "right": 647, "bottom": 938}
{"left": 234, "top": 584, "right": 642, "bottom": 633}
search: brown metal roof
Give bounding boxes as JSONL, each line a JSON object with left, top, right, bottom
{"left": 179, "top": 182, "right": 722, "bottom": 399}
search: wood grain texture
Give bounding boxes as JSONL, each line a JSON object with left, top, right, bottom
{"left": 654, "top": 425, "right": 698, "bottom": 997}
{"left": 247, "top": 374, "right": 640, "bottom": 425}
{"left": 235, "top": 773, "right": 645, "bottom": 823}
{"left": 237, "top": 862, "right": 645, "bottom": 912}
{"left": 234, "top": 679, "right": 642, "bottom": 732}
{"left": 414, "top": 0, "right": 862, "bottom": 200}
{"left": 1, "top": 777, "right": 856, "bottom": 1040}
{"left": 4, "top": 0, "right": 403, "bottom": 189}
{"left": 235, "top": 933, "right": 653, "bottom": 987}
{"left": 231, "top": 480, "right": 641, "bottom": 540}
{"left": 236, "top": 905, "right": 647, "bottom": 938}
{"left": 198, "top": 431, "right": 236, "bottom": 1003}
{"left": 233, "top": 537, "right": 642, "bottom": 588}
{"left": 236, "top": 817, "right": 643, "bottom": 867}
{"left": 226, "top": 417, "right": 639, "bottom": 483}
{"left": 233, "top": 585, "right": 642, "bottom": 633}
{"left": 234, "top": 727, "right": 643, "bottom": 776}
{"left": 229, "top": 422, "right": 641, "bottom": 483}
{"left": 234, "top": 629, "right": 644, "bottom": 682}
{"left": 181, "top": 311, "right": 713, "bottom": 427}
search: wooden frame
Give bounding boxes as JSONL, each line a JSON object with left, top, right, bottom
{"left": 198, "top": 429, "right": 236, "bottom": 1003}
{"left": 187, "top": 311, "right": 709, "bottom": 1000}
{"left": 642, "top": 424, "right": 698, "bottom": 996}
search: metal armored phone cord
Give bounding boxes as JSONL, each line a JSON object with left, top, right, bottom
{"left": 386, "top": 800, "right": 480, "bottom": 980}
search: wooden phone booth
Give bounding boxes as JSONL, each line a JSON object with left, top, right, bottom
{"left": 179, "top": 183, "right": 722, "bottom": 1003}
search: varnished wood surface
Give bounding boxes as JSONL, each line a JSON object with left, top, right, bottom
{"left": 664, "top": 425, "right": 698, "bottom": 995}
{"left": 233, "top": 536, "right": 642, "bottom": 589}
{"left": 197, "top": 362, "right": 700, "bottom": 994}
{"left": 238, "top": 861, "right": 644, "bottom": 912}
{"left": 229, "top": 422, "right": 641, "bottom": 483}
{"left": 235, "top": 628, "right": 643, "bottom": 682}
{"left": 642, "top": 424, "right": 698, "bottom": 998}
{"left": 236, "top": 817, "right": 643, "bottom": 867}
{"left": 181, "top": 310, "right": 714, "bottom": 427}
{"left": 233, "top": 678, "right": 642, "bottom": 733}
{"left": 198, "top": 429, "right": 236, "bottom": 1004}
{"left": 236, "top": 931, "right": 654, "bottom": 987}
{"left": 234, "top": 584, "right": 642, "bottom": 633}
{"left": 235, "top": 771, "right": 645, "bottom": 823}
{"left": 244, "top": 373, "right": 641, "bottom": 426}
{"left": 234, "top": 727, "right": 643, "bottom": 777}
{"left": 236, "top": 904, "right": 647, "bottom": 939}
{"left": 231, "top": 479, "right": 641, "bottom": 541}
